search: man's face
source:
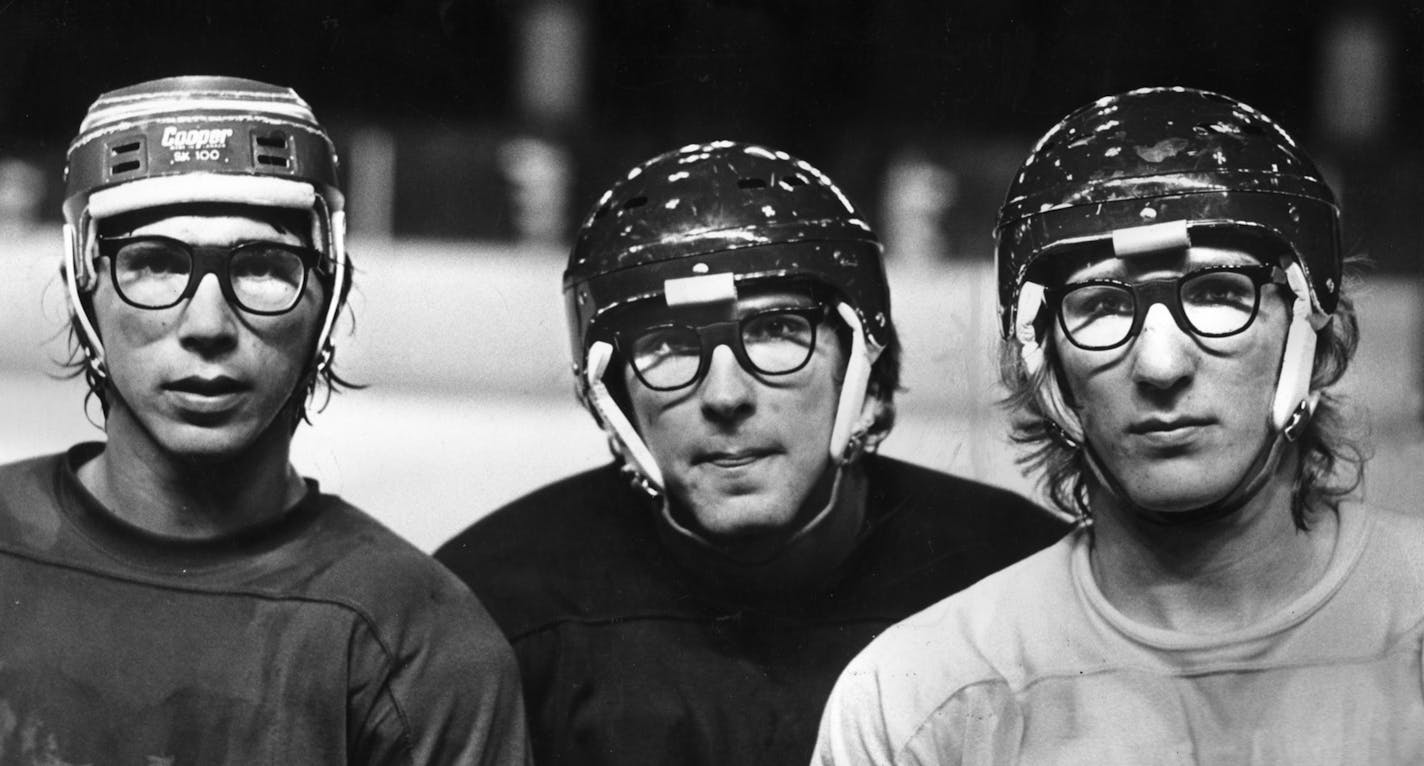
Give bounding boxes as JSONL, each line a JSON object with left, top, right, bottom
{"left": 91, "top": 208, "right": 325, "bottom": 461}
{"left": 622, "top": 288, "right": 846, "bottom": 542}
{"left": 1053, "top": 245, "right": 1292, "bottom": 513}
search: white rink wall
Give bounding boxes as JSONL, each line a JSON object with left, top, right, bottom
{"left": 3, "top": 230, "right": 1421, "bottom": 551}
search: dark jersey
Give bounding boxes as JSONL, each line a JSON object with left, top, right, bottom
{"left": 0, "top": 444, "right": 530, "bottom": 766}
{"left": 436, "top": 455, "right": 1069, "bottom": 765}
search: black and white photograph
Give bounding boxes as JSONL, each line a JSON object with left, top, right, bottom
{"left": 0, "top": 1, "right": 1421, "bottom": 763}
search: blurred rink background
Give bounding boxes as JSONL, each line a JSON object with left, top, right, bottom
{"left": 2, "top": 1, "right": 1423, "bottom": 550}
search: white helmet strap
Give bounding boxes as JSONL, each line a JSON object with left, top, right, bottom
{"left": 1016, "top": 280, "right": 1085, "bottom": 445}
{"left": 63, "top": 221, "right": 107, "bottom": 379}
{"left": 585, "top": 340, "right": 665, "bottom": 490}
{"left": 1273, "top": 259, "right": 1326, "bottom": 431}
{"left": 830, "top": 302, "right": 885, "bottom": 463}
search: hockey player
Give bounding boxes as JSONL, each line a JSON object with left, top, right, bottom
{"left": 0, "top": 76, "right": 529, "bottom": 764}
{"left": 435, "top": 141, "right": 1068, "bottom": 765}
{"left": 814, "top": 88, "right": 1424, "bottom": 764}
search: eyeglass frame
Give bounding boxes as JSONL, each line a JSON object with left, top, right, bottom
{"left": 95, "top": 234, "right": 325, "bottom": 316}
{"left": 1043, "top": 263, "right": 1290, "bottom": 351}
{"left": 612, "top": 304, "right": 833, "bottom": 392}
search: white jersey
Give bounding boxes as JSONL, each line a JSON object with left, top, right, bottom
{"left": 813, "top": 504, "right": 1424, "bottom": 765}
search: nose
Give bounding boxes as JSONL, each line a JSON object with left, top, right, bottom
{"left": 1129, "top": 301, "right": 1196, "bottom": 392}
{"left": 177, "top": 273, "right": 239, "bottom": 357}
{"left": 699, "top": 343, "right": 755, "bottom": 423}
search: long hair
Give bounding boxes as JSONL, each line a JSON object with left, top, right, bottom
{"left": 999, "top": 274, "right": 1365, "bottom": 529}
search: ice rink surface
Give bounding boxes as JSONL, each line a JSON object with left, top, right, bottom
{"left": 4, "top": 233, "right": 1420, "bottom": 551}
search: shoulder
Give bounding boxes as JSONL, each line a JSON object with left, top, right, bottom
{"left": 839, "top": 456, "right": 1070, "bottom": 612}
{"left": 0, "top": 451, "right": 64, "bottom": 504}
{"left": 293, "top": 493, "right": 511, "bottom": 655}
{"left": 435, "top": 463, "right": 635, "bottom": 586}
{"left": 303, "top": 500, "right": 530, "bottom": 764}
{"left": 1363, "top": 503, "right": 1424, "bottom": 540}
{"left": 818, "top": 536, "right": 1077, "bottom": 761}
{"left": 433, "top": 463, "right": 664, "bottom": 636}
{"left": 0, "top": 451, "right": 74, "bottom": 550}
{"left": 864, "top": 454, "right": 1069, "bottom": 542}
{"left": 849, "top": 533, "right": 1077, "bottom": 688}
{"left": 1349, "top": 504, "right": 1424, "bottom": 584}
{"left": 438, "top": 463, "right": 628, "bottom": 561}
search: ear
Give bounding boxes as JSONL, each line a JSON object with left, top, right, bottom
{"left": 854, "top": 384, "right": 892, "bottom": 452}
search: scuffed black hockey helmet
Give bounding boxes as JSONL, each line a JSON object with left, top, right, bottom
{"left": 564, "top": 140, "right": 892, "bottom": 376}
{"left": 994, "top": 86, "right": 1342, "bottom": 342}
{"left": 564, "top": 141, "right": 894, "bottom": 493}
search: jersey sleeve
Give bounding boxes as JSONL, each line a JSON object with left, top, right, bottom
{"left": 813, "top": 658, "right": 1023, "bottom": 766}
{"left": 812, "top": 656, "right": 905, "bottom": 766}
{"left": 347, "top": 574, "right": 532, "bottom": 765}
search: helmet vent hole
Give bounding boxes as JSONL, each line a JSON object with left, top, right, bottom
{"left": 779, "top": 173, "right": 808, "bottom": 189}
{"left": 104, "top": 136, "right": 147, "bottom": 178}
{"left": 621, "top": 196, "right": 648, "bottom": 210}
{"left": 250, "top": 132, "right": 295, "bottom": 172}
{"left": 593, "top": 202, "right": 612, "bottom": 220}
{"left": 737, "top": 177, "right": 768, "bottom": 189}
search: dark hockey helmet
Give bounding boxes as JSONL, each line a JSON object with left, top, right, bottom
{"left": 994, "top": 86, "right": 1342, "bottom": 342}
{"left": 564, "top": 141, "right": 894, "bottom": 490}
{"left": 564, "top": 140, "right": 892, "bottom": 375}
{"left": 62, "top": 75, "right": 349, "bottom": 378}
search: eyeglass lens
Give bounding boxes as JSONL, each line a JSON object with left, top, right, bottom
{"left": 627, "top": 308, "right": 819, "bottom": 390}
{"left": 110, "top": 237, "right": 310, "bottom": 314}
{"left": 1058, "top": 268, "right": 1266, "bottom": 350}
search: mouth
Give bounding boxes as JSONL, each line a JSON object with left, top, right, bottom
{"left": 162, "top": 375, "right": 250, "bottom": 415}
{"left": 1127, "top": 415, "right": 1214, "bottom": 446}
{"left": 164, "top": 375, "right": 249, "bottom": 397}
{"left": 696, "top": 448, "right": 778, "bottom": 469}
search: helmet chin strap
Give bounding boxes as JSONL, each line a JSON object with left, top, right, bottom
{"left": 63, "top": 221, "right": 108, "bottom": 380}
{"left": 584, "top": 340, "right": 665, "bottom": 493}
{"left": 830, "top": 302, "right": 885, "bottom": 463}
{"left": 1019, "top": 259, "right": 1326, "bottom": 525}
{"left": 583, "top": 301, "right": 882, "bottom": 559}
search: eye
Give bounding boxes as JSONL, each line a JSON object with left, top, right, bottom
{"left": 631, "top": 326, "right": 699, "bottom": 359}
{"left": 231, "top": 245, "right": 306, "bottom": 287}
{"left": 1182, "top": 270, "right": 1256, "bottom": 309}
{"left": 742, "top": 311, "right": 814, "bottom": 345}
{"left": 114, "top": 240, "right": 189, "bottom": 277}
{"left": 1062, "top": 284, "right": 1133, "bottom": 319}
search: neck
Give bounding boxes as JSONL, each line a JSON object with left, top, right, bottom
{"left": 78, "top": 404, "right": 306, "bottom": 540}
{"left": 1088, "top": 451, "right": 1338, "bottom": 633}
{"left": 658, "top": 462, "right": 869, "bottom": 603}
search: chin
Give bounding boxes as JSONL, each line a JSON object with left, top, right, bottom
{"left": 153, "top": 423, "right": 270, "bottom": 464}
{"left": 685, "top": 494, "right": 800, "bottom": 539}
{"left": 1122, "top": 473, "right": 1234, "bottom": 513}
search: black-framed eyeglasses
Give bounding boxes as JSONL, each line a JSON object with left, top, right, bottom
{"left": 615, "top": 305, "right": 830, "bottom": 391}
{"left": 1045, "top": 264, "right": 1288, "bottom": 351}
{"left": 97, "top": 235, "right": 323, "bottom": 315}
